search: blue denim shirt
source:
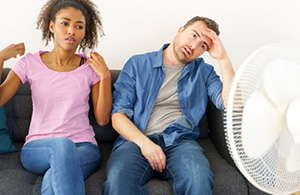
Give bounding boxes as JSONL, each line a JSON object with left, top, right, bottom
{"left": 112, "top": 44, "right": 224, "bottom": 149}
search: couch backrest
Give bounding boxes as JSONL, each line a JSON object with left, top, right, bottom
{"left": 1, "top": 68, "right": 210, "bottom": 143}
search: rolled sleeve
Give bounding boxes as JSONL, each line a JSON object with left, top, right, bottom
{"left": 204, "top": 64, "right": 224, "bottom": 110}
{"left": 215, "top": 92, "right": 225, "bottom": 110}
{"left": 112, "top": 58, "right": 137, "bottom": 120}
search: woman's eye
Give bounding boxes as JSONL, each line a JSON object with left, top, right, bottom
{"left": 61, "top": 22, "right": 68, "bottom": 26}
{"left": 76, "top": 25, "right": 84, "bottom": 29}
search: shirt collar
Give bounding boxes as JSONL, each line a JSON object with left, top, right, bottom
{"left": 152, "top": 43, "right": 170, "bottom": 68}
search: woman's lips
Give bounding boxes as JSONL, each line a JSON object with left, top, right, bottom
{"left": 66, "top": 37, "right": 75, "bottom": 43}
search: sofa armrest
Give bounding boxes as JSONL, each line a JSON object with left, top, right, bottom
{"left": 206, "top": 101, "right": 236, "bottom": 168}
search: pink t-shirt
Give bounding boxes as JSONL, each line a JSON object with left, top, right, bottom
{"left": 12, "top": 51, "right": 100, "bottom": 145}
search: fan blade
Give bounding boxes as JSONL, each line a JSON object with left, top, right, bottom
{"left": 242, "top": 91, "right": 284, "bottom": 158}
{"left": 286, "top": 144, "right": 300, "bottom": 172}
{"left": 279, "top": 131, "right": 300, "bottom": 172}
{"left": 264, "top": 59, "right": 300, "bottom": 112}
{"left": 286, "top": 97, "right": 300, "bottom": 144}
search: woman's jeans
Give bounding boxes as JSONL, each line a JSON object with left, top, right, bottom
{"left": 20, "top": 138, "right": 101, "bottom": 195}
{"left": 103, "top": 134, "right": 214, "bottom": 195}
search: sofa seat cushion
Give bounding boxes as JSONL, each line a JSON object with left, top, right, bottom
{"left": 0, "top": 138, "right": 248, "bottom": 195}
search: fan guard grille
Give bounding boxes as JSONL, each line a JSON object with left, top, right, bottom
{"left": 225, "top": 44, "right": 300, "bottom": 194}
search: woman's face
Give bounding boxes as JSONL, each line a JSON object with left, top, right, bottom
{"left": 49, "top": 7, "right": 86, "bottom": 52}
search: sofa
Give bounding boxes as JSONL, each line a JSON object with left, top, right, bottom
{"left": 0, "top": 67, "right": 268, "bottom": 195}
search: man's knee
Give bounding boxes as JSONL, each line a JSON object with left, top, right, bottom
{"left": 174, "top": 167, "right": 214, "bottom": 195}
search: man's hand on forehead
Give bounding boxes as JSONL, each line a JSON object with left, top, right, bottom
{"left": 201, "top": 28, "right": 218, "bottom": 50}
{"left": 200, "top": 28, "right": 229, "bottom": 61}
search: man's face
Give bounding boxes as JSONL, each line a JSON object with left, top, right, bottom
{"left": 173, "top": 21, "right": 212, "bottom": 65}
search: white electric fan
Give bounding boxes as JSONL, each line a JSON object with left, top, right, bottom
{"left": 225, "top": 44, "right": 300, "bottom": 195}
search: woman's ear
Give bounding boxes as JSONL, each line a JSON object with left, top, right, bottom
{"left": 49, "top": 20, "right": 54, "bottom": 33}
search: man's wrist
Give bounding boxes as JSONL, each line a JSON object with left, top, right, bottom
{"left": 218, "top": 57, "right": 231, "bottom": 66}
{"left": 135, "top": 134, "right": 151, "bottom": 149}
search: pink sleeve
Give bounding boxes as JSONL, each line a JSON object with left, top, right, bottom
{"left": 92, "top": 69, "right": 100, "bottom": 85}
{"left": 80, "top": 53, "right": 100, "bottom": 86}
{"left": 11, "top": 55, "right": 28, "bottom": 84}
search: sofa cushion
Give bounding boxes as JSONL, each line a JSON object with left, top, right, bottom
{"left": 0, "top": 106, "right": 18, "bottom": 154}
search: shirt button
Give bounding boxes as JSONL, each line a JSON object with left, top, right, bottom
{"left": 179, "top": 87, "right": 182, "bottom": 90}
{"left": 181, "top": 106, "right": 185, "bottom": 109}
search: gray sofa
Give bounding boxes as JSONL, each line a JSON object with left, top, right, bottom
{"left": 0, "top": 67, "right": 268, "bottom": 195}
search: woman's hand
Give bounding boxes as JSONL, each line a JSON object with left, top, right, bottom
{"left": 0, "top": 43, "right": 25, "bottom": 62}
{"left": 89, "top": 51, "right": 112, "bottom": 126}
{"left": 88, "top": 52, "right": 111, "bottom": 79}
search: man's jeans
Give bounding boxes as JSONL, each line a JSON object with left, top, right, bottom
{"left": 20, "top": 138, "right": 101, "bottom": 195}
{"left": 103, "top": 134, "right": 214, "bottom": 195}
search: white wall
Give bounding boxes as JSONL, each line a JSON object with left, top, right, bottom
{"left": 1, "top": 0, "right": 300, "bottom": 77}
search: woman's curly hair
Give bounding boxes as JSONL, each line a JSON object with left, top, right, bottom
{"left": 36, "top": 0, "right": 104, "bottom": 53}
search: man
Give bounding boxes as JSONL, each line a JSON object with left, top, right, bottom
{"left": 103, "top": 16, "right": 235, "bottom": 195}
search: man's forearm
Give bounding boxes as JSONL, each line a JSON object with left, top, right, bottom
{"left": 111, "top": 113, "right": 152, "bottom": 148}
{"left": 218, "top": 57, "right": 235, "bottom": 108}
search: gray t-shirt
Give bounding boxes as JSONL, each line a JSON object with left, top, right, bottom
{"left": 144, "top": 64, "right": 185, "bottom": 136}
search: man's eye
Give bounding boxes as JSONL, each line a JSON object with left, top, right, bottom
{"left": 61, "top": 22, "right": 68, "bottom": 26}
{"left": 201, "top": 44, "right": 207, "bottom": 50}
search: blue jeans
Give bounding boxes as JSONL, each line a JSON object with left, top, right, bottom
{"left": 20, "top": 138, "right": 101, "bottom": 195}
{"left": 103, "top": 134, "right": 214, "bottom": 195}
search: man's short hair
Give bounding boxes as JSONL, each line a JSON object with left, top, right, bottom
{"left": 183, "top": 16, "right": 220, "bottom": 35}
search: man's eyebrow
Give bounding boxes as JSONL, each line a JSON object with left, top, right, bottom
{"left": 193, "top": 30, "right": 209, "bottom": 49}
{"left": 61, "top": 17, "right": 85, "bottom": 24}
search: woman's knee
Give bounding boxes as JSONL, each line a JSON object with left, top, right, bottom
{"left": 51, "top": 138, "right": 77, "bottom": 154}
{"left": 52, "top": 137, "right": 75, "bottom": 147}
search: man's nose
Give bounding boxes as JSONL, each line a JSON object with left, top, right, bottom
{"left": 190, "top": 40, "right": 201, "bottom": 50}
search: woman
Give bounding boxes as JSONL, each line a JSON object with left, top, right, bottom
{"left": 0, "top": 0, "right": 112, "bottom": 194}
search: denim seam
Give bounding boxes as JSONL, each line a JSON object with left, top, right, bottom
{"left": 165, "top": 165, "right": 178, "bottom": 195}
{"left": 49, "top": 147, "right": 60, "bottom": 195}
{"left": 139, "top": 164, "right": 152, "bottom": 195}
